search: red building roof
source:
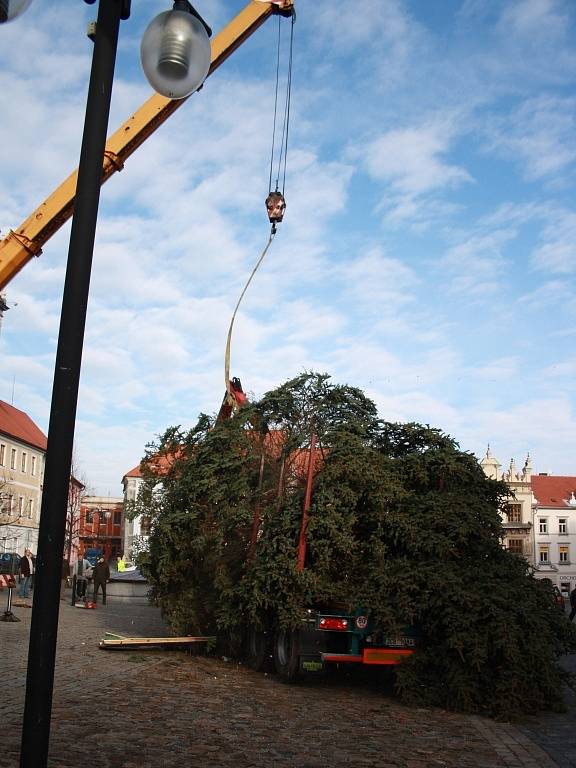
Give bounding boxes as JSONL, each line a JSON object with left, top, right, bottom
{"left": 532, "top": 475, "right": 576, "bottom": 509}
{"left": 123, "top": 464, "right": 143, "bottom": 479}
{"left": 123, "top": 454, "right": 173, "bottom": 480}
{"left": 0, "top": 399, "right": 47, "bottom": 451}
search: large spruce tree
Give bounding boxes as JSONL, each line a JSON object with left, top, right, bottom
{"left": 134, "top": 372, "right": 576, "bottom": 716}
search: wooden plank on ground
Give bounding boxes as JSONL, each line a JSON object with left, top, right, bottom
{"left": 99, "top": 635, "right": 215, "bottom": 649}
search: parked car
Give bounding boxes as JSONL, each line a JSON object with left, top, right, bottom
{"left": 0, "top": 552, "right": 21, "bottom": 575}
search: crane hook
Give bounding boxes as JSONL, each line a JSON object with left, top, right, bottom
{"left": 265, "top": 190, "right": 286, "bottom": 233}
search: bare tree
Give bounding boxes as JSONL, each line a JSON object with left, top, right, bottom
{"left": 0, "top": 472, "right": 29, "bottom": 552}
{"left": 64, "top": 456, "right": 89, "bottom": 566}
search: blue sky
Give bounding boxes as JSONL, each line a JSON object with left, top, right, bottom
{"left": 1, "top": 0, "right": 576, "bottom": 495}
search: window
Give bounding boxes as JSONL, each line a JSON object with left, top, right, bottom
{"left": 539, "top": 545, "right": 549, "bottom": 563}
{"left": 508, "top": 539, "right": 523, "bottom": 555}
{"left": 10, "top": 449, "right": 17, "bottom": 470}
{"left": 85, "top": 510, "right": 94, "bottom": 523}
{"left": 31, "top": 455, "right": 36, "bottom": 476}
{"left": 506, "top": 504, "right": 522, "bottom": 523}
{"left": 7, "top": 495, "right": 14, "bottom": 515}
{"left": 0, "top": 444, "right": 5, "bottom": 466}
{"left": 559, "top": 518, "right": 568, "bottom": 535}
{"left": 18, "top": 496, "right": 24, "bottom": 516}
{"left": 21, "top": 452, "right": 27, "bottom": 473}
{"left": 113, "top": 510, "right": 121, "bottom": 526}
{"left": 559, "top": 545, "right": 569, "bottom": 564}
{"left": 539, "top": 518, "right": 548, "bottom": 534}
{"left": 27, "top": 499, "right": 33, "bottom": 519}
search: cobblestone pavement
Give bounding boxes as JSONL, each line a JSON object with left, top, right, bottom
{"left": 0, "top": 590, "right": 574, "bottom": 768}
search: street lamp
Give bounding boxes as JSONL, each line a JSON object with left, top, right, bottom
{"left": 6, "top": 2, "right": 212, "bottom": 766}
{"left": 0, "top": 0, "right": 33, "bottom": 23}
{"left": 94, "top": 507, "right": 112, "bottom": 551}
{"left": 141, "top": 0, "right": 211, "bottom": 100}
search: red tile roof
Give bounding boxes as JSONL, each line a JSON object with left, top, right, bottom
{"left": 532, "top": 475, "right": 576, "bottom": 509}
{"left": 0, "top": 400, "right": 47, "bottom": 451}
{"left": 123, "top": 431, "right": 324, "bottom": 487}
{"left": 123, "top": 464, "right": 143, "bottom": 479}
{"left": 123, "top": 452, "right": 176, "bottom": 480}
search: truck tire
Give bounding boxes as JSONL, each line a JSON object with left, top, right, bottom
{"left": 244, "top": 627, "right": 271, "bottom": 671}
{"left": 273, "top": 629, "right": 300, "bottom": 682}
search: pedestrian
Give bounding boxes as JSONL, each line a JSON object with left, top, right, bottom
{"left": 18, "top": 548, "right": 35, "bottom": 599}
{"left": 92, "top": 556, "right": 110, "bottom": 605}
{"left": 117, "top": 554, "right": 126, "bottom": 573}
{"left": 569, "top": 585, "right": 576, "bottom": 621}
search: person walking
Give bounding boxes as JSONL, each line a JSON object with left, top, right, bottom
{"left": 569, "top": 585, "right": 576, "bottom": 621}
{"left": 18, "top": 548, "right": 35, "bottom": 599}
{"left": 92, "top": 556, "right": 110, "bottom": 605}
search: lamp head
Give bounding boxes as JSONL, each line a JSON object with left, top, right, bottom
{"left": 0, "top": 0, "right": 33, "bottom": 24}
{"left": 141, "top": 2, "right": 211, "bottom": 99}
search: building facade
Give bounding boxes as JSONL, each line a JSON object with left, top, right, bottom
{"left": 481, "top": 447, "right": 576, "bottom": 597}
{"left": 0, "top": 400, "right": 47, "bottom": 555}
{"left": 531, "top": 475, "right": 576, "bottom": 600}
{"left": 79, "top": 496, "right": 124, "bottom": 562}
{"left": 480, "top": 448, "right": 535, "bottom": 566}
{"left": 121, "top": 464, "right": 150, "bottom": 560}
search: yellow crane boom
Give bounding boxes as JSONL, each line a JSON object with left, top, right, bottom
{"left": 0, "top": 0, "right": 294, "bottom": 290}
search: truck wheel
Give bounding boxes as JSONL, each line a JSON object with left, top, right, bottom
{"left": 273, "top": 629, "right": 300, "bottom": 682}
{"left": 244, "top": 627, "right": 271, "bottom": 671}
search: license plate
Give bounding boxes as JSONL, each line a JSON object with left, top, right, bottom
{"left": 383, "top": 636, "right": 416, "bottom": 648}
{"left": 301, "top": 659, "right": 324, "bottom": 673}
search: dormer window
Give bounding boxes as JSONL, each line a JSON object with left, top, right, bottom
{"left": 568, "top": 492, "right": 576, "bottom": 507}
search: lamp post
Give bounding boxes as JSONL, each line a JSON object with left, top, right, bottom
{"left": 94, "top": 506, "right": 112, "bottom": 555}
{"left": 0, "top": 0, "right": 33, "bottom": 23}
{"left": 8, "top": 2, "right": 211, "bottom": 766}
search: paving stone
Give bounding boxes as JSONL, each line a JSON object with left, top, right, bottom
{"left": 2, "top": 591, "right": 576, "bottom": 766}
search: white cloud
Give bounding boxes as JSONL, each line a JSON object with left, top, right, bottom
{"left": 498, "top": 0, "right": 570, "bottom": 40}
{"left": 336, "top": 247, "right": 418, "bottom": 306}
{"left": 532, "top": 211, "right": 576, "bottom": 274}
{"left": 473, "top": 357, "right": 519, "bottom": 381}
{"left": 351, "top": 116, "right": 473, "bottom": 225}
{"left": 518, "top": 280, "right": 573, "bottom": 309}
{"left": 361, "top": 120, "right": 472, "bottom": 196}
{"left": 465, "top": 396, "right": 576, "bottom": 476}
{"left": 484, "top": 96, "right": 576, "bottom": 182}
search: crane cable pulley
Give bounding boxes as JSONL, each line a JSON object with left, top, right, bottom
{"left": 224, "top": 7, "right": 295, "bottom": 407}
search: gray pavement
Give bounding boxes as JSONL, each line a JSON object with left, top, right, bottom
{"left": 0, "top": 587, "right": 575, "bottom": 767}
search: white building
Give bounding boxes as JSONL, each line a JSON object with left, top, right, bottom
{"left": 121, "top": 463, "right": 149, "bottom": 560}
{"left": 481, "top": 447, "right": 576, "bottom": 599}
{"left": 531, "top": 475, "right": 576, "bottom": 600}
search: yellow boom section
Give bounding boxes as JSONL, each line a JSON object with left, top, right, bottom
{"left": 0, "top": 0, "right": 294, "bottom": 290}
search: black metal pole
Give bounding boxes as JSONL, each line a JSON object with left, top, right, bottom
{"left": 20, "top": 2, "right": 123, "bottom": 765}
